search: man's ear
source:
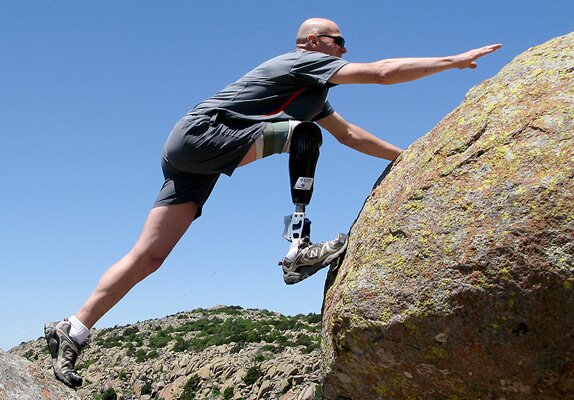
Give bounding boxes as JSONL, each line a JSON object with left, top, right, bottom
{"left": 307, "top": 34, "right": 318, "bottom": 47}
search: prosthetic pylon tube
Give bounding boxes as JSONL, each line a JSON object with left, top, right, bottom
{"left": 283, "top": 122, "right": 322, "bottom": 248}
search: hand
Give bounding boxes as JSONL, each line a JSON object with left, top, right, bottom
{"left": 454, "top": 44, "right": 502, "bottom": 69}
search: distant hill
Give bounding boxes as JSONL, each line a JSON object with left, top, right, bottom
{"left": 10, "top": 306, "right": 323, "bottom": 400}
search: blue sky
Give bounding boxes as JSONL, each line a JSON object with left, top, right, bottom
{"left": 1, "top": 1, "right": 572, "bottom": 350}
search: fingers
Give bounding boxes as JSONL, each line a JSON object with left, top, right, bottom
{"left": 482, "top": 43, "right": 502, "bottom": 54}
{"left": 472, "top": 43, "right": 502, "bottom": 62}
{"left": 456, "top": 43, "right": 501, "bottom": 70}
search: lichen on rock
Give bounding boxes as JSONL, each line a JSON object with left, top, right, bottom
{"left": 322, "top": 32, "right": 574, "bottom": 400}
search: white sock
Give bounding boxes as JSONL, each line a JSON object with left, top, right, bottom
{"left": 68, "top": 315, "right": 90, "bottom": 345}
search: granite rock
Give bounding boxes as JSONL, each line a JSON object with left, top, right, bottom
{"left": 0, "top": 349, "right": 81, "bottom": 400}
{"left": 322, "top": 32, "right": 574, "bottom": 400}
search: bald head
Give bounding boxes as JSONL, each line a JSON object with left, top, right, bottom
{"left": 296, "top": 18, "right": 341, "bottom": 44}
{"left": 295, "top": 18, "right": 347, "bottom": 57}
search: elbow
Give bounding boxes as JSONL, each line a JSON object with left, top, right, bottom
{"left": 373, "top": 62, "right": 396, "bottom": 84}
{"left": 377, "top": 69, "right": 406, "bottom": 85}
{"left": 376, "top": 70, "right": 393, "bottom": 84}
{"left": 336, "top": 130, "right": 357, "bottom": 147}
{"left": 374, "top": 60, "right": 413, "bottom": 85}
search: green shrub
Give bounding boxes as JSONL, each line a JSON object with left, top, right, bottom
{"left": 271, "top": 316, "right": 299, "bottom": 331}
{"left": 314, "top": 384, "right": 324, "bottom": 400}
{"left": 134, "top": 349, "right": 148, "bottom": 362}
{"left": 123, "top": 334, "right": 143, "bottom": 350}
{"left": 296, "top": 334, "right": 313, "bottom": 346}
{"left": 243, "top": 365, "right": 262, "bottom": 385}
{"left": 126, "top": 344, "right": 135, "bottom": 357}
{"left": 147, "top": 350, "right": 159, "bottom": 359}
{"left": 101, "top": 335, "right": 122, "bottom": 348}
{"left": 179, "top": 317, "right": 223, "bottom": 333}
{"left": 141, "top": 382, "right": 152, "bottom": 395}
{"left": 206, "top": 305, "right": 243, "bottom": 315}
{"left": 149, "top": 330, "right": 171, "bottom": 348}
{"left": 172, "top": 335, "right": 190, "bottom": 352}
{"left": 305, "top": 313, "right": 322, "bottom": 324}
{"left": 122, "top": 326, "right": 139, "bottom": 337}
{"left": 95, "top": 387, "right": 117, "bottom": 400}
{"left": 260, "top": 344, "right": 277, "bottom": 353}
{"left": 232, "top": 343, "right": 245, "bottom": 354}
{"left": 179, "top": 375, "right": 200, "bottom": 400}
{"left": 23, "top": 349, "right": 35, "bottom": 360}
{"left": 223, "top": 387, "right": 234, "bottom": 399}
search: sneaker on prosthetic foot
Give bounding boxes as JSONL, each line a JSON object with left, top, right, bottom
{"left": 44, "top": 320, "right": 85, "bottom": 389}
{"left": 280, "top": 233, "right": 348, "bottom": 285}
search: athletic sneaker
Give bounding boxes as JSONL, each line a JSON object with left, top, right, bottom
{"left": 280, "top": 233, "right": 348, "bottom": 285}
{"left": 44, "top": 320, "right": 85, "bottom": 389}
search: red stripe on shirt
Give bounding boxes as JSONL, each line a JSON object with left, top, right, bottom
{"left": 264, "top": 88, "right": 307, "bottom": 116}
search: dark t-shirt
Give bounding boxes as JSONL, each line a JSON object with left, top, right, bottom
{"left": 190, "top": 50, "right": 349, "bottom": 122}
{"left": 157, "top": 51, "right": 348, "bottom": 209}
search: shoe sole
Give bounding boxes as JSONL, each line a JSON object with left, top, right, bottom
{"left": 321, "top": 236, "right": 348, "bottom": 267}
{"left": 44, "top": 321, "right": 82, "bottom": 389}
{"left": 44, "top": 322, "right": 65, "bottom": 383}
{"left": 44, "top": 322, "right": 59, "bottom": 362}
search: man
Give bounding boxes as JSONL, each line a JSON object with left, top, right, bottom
{"left": 44, "top": 18, "right": 501, "bottom": 388}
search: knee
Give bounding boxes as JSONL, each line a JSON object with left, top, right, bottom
{"left": 129, "top": 249, "right": 169, "bottom": 278}
{"left": 146, "top": 255, "right": 168, "bottom": 273}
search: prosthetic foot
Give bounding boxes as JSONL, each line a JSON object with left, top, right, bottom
{"left": 279, "top": 122, "right": 348, "bottom": 284}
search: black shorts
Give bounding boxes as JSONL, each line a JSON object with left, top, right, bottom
{"left": 153, "top": 114, "right": 266, "bottom": 218}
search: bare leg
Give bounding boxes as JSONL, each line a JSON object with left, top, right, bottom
{"left": 238, "top": 141, "right": 257, "bottom": 167}
{"left": 74, "top": 202, "right": 198, "bottom": 328}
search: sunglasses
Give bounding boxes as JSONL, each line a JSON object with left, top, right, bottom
{"left": 316, "top": 34, "right": 346, "bottom": 48}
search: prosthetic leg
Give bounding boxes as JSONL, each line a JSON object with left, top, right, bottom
{"left": 279, "top": 122, "right": 348, "bottom": 284}
{"left": 282, "top": 122, "right": 322, "bottom": 251}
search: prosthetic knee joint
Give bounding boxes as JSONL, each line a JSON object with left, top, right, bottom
{"left": 282, "top": 122, "right": 322, "bottom": 249}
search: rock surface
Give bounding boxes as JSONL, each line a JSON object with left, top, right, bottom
{"left": 322, "top": 32, "right": 574, "bottom": 399}
{"left": 0, "top": 349, "right": 81, "bottom": 400}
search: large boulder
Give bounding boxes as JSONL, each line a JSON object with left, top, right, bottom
{"left": 322, "top": 32, "right": 574, "bottom": 400}
{"left": 0, "top": 349, "right": 81, "bottom": 400}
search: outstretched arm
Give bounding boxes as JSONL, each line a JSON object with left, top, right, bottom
{"left": 318, "top": 112, "right": 403, "bottom": 161}
{"left": 329, "top": 44, "right": 502, "bottom": 85}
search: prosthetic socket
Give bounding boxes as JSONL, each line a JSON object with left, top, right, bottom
{"left": 282, "top": 122, "right": 322, "bottom": 252}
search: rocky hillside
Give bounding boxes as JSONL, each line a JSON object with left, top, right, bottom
{"left": 10, "top": 306, "right": 323, "bottom": 400}
{"left": 322, "top": 32, "right": 574, "bottom": 399}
